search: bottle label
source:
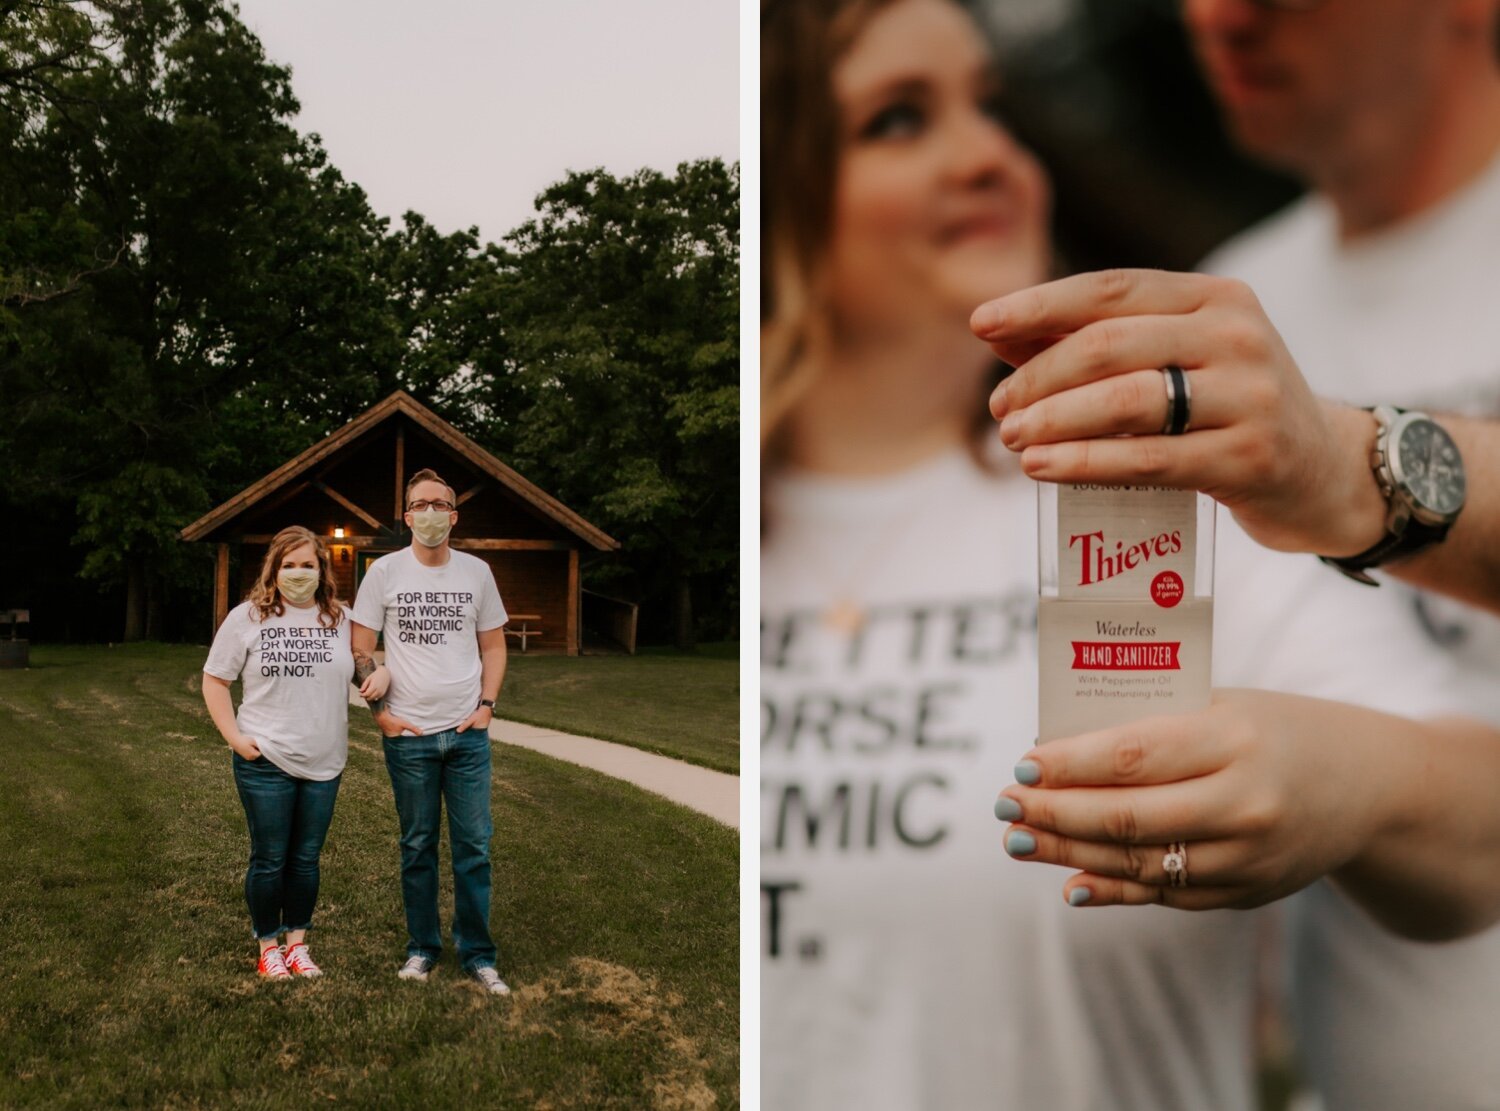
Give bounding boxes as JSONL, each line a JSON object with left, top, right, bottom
{"left": 1039, "top": 484, "right": 1211, "bottom": 741}
{"left": 1038, "top": 598, "right": 1212, "bottom": 740}
{"left": 1057, "top": 484, "right": 1196, "bottom": 600}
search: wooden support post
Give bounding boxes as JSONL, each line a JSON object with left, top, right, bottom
{"left": 394, "top": 422, "right": 405, "bottom": 519}
{"left": 567, "top": 548, "right": 579, "bottom": 657}
{"left": 214, "top": 543, "right": 230, "bottom": 631}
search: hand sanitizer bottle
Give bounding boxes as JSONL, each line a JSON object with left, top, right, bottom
{"left": 1037, "top": 484, "right": 1214, "bottom": 741}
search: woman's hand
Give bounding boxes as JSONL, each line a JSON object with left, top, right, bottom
{"left": 970, "top": 269, "right": 1387, "bottom": 559}
{"left": 995, "top": 690, "right": 1401, "bottom": 911}
{"left": 229, "top": 733, "right": 262, "bottom": 761}
{"left": 359, "top": 663, "right": 391, "bottom": 701}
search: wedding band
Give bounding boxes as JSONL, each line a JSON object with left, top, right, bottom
{"left": 1162, "top": 841, "right": 1188, "bottom": 887}
{"left": 1161, "top": 366, "right": 1191, "bottom": 436}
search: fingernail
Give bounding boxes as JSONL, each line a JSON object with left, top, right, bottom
{"left": 1068, "top": 887, "right": 1092, "bottom": 907}
{"left": 971, "top": 301, "right": 1004, "bottom": 337}
{"left": 1014, "top": 760, "right": 1041, "bottom": 785}
{"left": 1004, "top": 829, "right": 1037, "bottom": 857}
{"left": 989, "top": 380, "right": 1009, "bottom": 418}
{"left": 999, "top": 410, "right": 1023, "bottom": 447}
{"left": 994, "top": 796, "right": 1022, "bottom": 822}
{"left": 1020, "top": 445, "right": 1051, "bottom": 474}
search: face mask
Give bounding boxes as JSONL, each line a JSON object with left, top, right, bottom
{"left": 277, "top": 568, "right": 320, "bottom": 604}
{"left": 410, "top": 508, "right": 453, "bottom": 548}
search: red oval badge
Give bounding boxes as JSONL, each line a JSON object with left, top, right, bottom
{"left": 1151, "top": 570, "right": 1184, "bottom": 609}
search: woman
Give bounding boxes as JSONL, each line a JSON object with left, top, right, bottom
{"left": 203, "top": 525, "right": 388, "bottom": 979}
{"left": 760, "top": 1, "right": 1489, "bottom": 1107}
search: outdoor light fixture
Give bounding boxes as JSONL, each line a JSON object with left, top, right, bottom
{"left": 334, "top": 527, "right": 345, "bottom": 539}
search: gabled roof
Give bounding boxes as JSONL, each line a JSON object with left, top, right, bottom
{"left": 180, "top": 390, "right": 618, "bottom": 550}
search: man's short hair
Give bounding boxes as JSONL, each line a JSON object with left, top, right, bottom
{"left": 405, "top": 468, "right": 456, "bottom": 506}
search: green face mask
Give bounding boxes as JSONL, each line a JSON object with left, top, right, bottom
{"left": 277, "top": 568, "right": 321, "bottom": 604}
{"left": 410, "top": 508, "right": 453, "bottom": 548}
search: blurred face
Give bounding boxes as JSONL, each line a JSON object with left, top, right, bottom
{"left": 1183, "top": 0, "right": 1471, "bottom": 174}
{"left": 826, "top": 0, "right": 1050, "bottom": 339}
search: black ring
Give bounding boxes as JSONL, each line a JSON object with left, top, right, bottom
{"left": 1163, "top": 366, "right": 1190, "bottom": 436}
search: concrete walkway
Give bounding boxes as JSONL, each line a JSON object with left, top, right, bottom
{"left": 489, "top": 718, "right": 738, "bottom": 829}
{"left": 350, "top": 687, "right": 738, "bottom": 829}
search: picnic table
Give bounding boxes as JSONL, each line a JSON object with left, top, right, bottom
{"left": 504, "top": 614, "right": 543, "bottom": 652}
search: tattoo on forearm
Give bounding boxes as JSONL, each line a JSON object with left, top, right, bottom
{"left": 353, "top": 650, "right": 384, "bottom": 718}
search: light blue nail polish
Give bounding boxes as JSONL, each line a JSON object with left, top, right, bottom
{"left": 1005, "top": 830, "right": 1037, "bottom": 857}
{"left": 994, "top": 796, "right": 1022, "bottom": 822}
{"left": 1014, "top": 759, "right": 1041, "bottom": 785}
{"left": 1068, "top": 887, "right": 1092, "bottom": 907}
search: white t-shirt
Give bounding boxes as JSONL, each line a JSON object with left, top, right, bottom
{"left": 761, "top": 447, "right": 1471, "bottom": 1111}
{"left": 1206, "top": 153, "right": 1500, "bottom": 1111}
{"left": 351, "top": 547, "right": 507, "bottom": 735}
{"left": 203, "top": 600, "right": 354, "bottom": 781}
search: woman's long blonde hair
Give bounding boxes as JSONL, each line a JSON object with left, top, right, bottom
{"left": 761, "top": 0, "right": 1004, "bottom": 475}
{"left": 246, "top": 526, "right": 342, "bottom": 628}
{"left": 761, "top": 0, "right": 890, "bottom": 466}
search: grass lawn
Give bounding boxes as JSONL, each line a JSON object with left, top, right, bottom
{"left": 0, "top": 645, "right": 737, "bottom": 1109}
{"left": 501, "top": 642, "right": 739, "bottom": 774}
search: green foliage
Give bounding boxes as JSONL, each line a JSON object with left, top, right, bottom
{"left": 0, "top": 2, "right": 739, "bottom": 647}
{"left": 494, "top": 162, "right": 741, "bottom": 645}
{"left": 0, "top": 0, "right": 402, "bottom": 637}
{"left": 73, "top": 460, "right": 208, "bottom": 580}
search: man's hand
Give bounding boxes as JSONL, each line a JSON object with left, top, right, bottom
{"left": 374, "top": 709, "right": 421, "bottom": 738}
{"left": 455, "top": 704, "right": 493, "bottom": 733}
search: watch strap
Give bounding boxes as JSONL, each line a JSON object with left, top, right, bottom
{"left": 478, "top": 698, "right": 495, "bottom": 709}
{"left": 1319, "top": 517, "right": 1452, "bottom": 586}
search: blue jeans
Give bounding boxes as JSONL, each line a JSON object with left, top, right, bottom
{"left": 232, "top": 754, "right": 341, "bottom": 941}
{"left": 382, "top": 728, "right": 496, "bottom": 970}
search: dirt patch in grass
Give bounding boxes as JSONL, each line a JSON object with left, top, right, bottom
{"left": 504, "top": 957, "right": 718, "bottom": 1110}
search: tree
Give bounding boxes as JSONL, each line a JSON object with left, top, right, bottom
{"left": 489, "top": 161, "right": 739, "bottom": 648}
{"left": 0, "top": 0, "right": 401, "bottom": 639}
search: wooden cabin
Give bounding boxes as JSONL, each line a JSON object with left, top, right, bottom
{"left": 180, "top": 390, "right": 620, "bottom": 655}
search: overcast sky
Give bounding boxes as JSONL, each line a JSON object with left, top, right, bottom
{"left": 233, "top": 0, "right": 739, "bottom": 246}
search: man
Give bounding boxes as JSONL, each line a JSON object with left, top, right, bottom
{"left": 1188, "top": 0, "right": 1500, "bottom": 696}
{"left": 352, "top": 467, "right": 511, "bottom": 995}
{"left": 1188, "top": 6, "right": 1500, "bottom": 1105}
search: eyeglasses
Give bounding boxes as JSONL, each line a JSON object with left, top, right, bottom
{"left": 408, "top": 499, "right": 455, "bottom": 512}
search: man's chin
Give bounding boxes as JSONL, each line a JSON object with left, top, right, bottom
{"left": 1221, "top": 108, "right": 1314, "bottom": 176}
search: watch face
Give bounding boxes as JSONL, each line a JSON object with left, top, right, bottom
{"left": 1396, "top": 418, "right": 1466, "bottom": 516}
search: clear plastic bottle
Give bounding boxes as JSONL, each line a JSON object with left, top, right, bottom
{"left": 1037, "top": 483, "right": 1215, "bottom": 742}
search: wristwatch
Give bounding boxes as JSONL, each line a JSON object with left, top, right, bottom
{"left": 478, "top": 698, "right": 495, "bottom": 709}
{"left": 1321, "top": 406, "right": 1466, "bottom": 586}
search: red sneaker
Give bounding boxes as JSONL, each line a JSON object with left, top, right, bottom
{"left": 284, "top": 943, "right": 323, "bottom": 978}
{"left": 257, "top": 946, "right": 291, "bottom": 979}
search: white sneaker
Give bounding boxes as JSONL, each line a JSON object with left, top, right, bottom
{"left": 284, "top": 943, "right": 322, "bottom": 978}
{"left": 397, "top": 954, "right": 436, "bottom": 981}
{"left": 257, "top": 947, "right": 291, "bottom": 980}
{"left": 469, "top": 965, "right": 511, "bottom": 995}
